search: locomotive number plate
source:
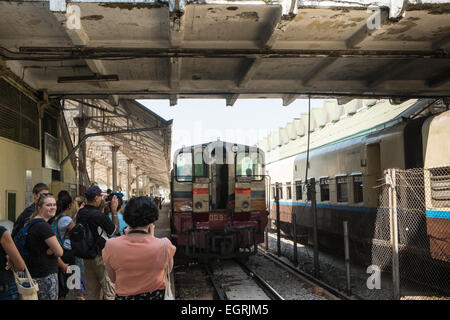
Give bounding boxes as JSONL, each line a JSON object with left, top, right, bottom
{"left": 209, "top": 213, "right": 226, "bottom": 221}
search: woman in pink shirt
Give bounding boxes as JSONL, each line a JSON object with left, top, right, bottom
{"left": 102, "top": 196, "right": 176, "bottom": 300}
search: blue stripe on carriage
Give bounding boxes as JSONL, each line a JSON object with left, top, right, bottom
{"left": 426, "top": 210, "right": 450, "bottom": 219}
{"left": 270, "top": 201, "right": 377, "bottom": 213}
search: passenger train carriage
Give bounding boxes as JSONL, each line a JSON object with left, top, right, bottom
{"left": 264, "top": 101, "right": 449, "bottom": 270}
{"left": 170, "top": 141, "right": 268, "bottom": 259}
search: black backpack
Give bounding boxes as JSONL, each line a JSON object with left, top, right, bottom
{"left": 69, "top": 222, "right": 98, "bottom": 259}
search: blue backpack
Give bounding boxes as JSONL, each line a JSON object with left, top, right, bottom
{"left": 13, "top": 218, "right": 46, "bottom": 260}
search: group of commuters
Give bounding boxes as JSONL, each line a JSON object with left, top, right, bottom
{"left": 0, "top": 183, "right": 175, "bottom": 300}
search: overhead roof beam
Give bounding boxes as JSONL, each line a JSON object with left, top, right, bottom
{"left": 108, "top": 95, "right": 120, "bottom": 107}
{"left": 60, "top": 126, "right": 170, "bottom": 169}
{"left": 366, "top": 60, "right": 415, "bottom": 89}
{"left": 52, "top": 11, "right": 88, "bottom": 46}
{"left": 89, "top": 121, "right": 165, "bottom": 155}
{"left": 169, "top": 4, "right": 185, "bottom": 48}
{"left": 282, "top": 94, "right": 298, "bottom": 106}
{"left": 169, "top": 94, "right": 178, "bottom": 106}
{"left": 346, "top": 9, "right": 389, "bottom": 49}
{"left": 302, "top": 56, "right": 338, "bottom": 87}
{"left": 169, "top": 57, "right": 181, "bottom": 90}
{"left": 337, "top": 98, "right": 354, "bottom": 105}
{"left": 237, "top": 58, "right": 263, "bottom": 88}
{"left": 226, "top": 94, "right": 239, "bottom": 107}
{"left": 53, "top": 11, "right": 110, "bottom": 89}
{"left": 260, "top": 0, "right": 298, "bottom": 49}
{"left": 426, "top": 67, "right": 450, "bottom": 88}
{"left": 432, "top": 35, "right": 450, "bottom": 51}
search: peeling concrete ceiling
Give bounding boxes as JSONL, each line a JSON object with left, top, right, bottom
{"left": 0, "top": 0, "right": 449, "bottom": 106}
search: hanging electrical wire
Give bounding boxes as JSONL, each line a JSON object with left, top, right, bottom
{"left": 305, "top": 95, "right": 311, "bottom": 184}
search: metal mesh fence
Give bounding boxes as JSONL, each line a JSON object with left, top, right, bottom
{"left": 371, "top": 167, "right": 450, "bottom": 298}
{"left": 266, "top": 166, "right": 449, "bottom": 300}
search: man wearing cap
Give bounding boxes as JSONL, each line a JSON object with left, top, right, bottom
{"left": 12, "top": 183, "right": 49, "bottom": 238}
{"left": 75, "top": 185, "right": 119, "bottom": 300}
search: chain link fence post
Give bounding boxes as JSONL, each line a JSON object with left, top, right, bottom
{"left": 387, "top": 168, "right": 401, "bottom": 300}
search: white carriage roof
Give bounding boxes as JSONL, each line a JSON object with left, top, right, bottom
{"left": 257, "top": 98, "right": 442, "bottom": 164}
{"left": 0, "top": 0, "right": 449, "bottom": 104}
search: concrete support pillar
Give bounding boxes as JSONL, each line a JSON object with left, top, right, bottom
{"left": 107, "top": 167, "right": 111, "bottom": 190}
{"left": 74, "top": 105, "right": 90, "bottom": 195}
{"left": 119, "top": 172, "right": 122, "bottom": 192}
{"left": 90, "top": 159, "right": 96, "bottom": 184}
{"left": 111, "top": 146, "right": 119, "bottom": 191}
{"left": 135, "top": 166, "right": 140, "bottom": 196}
{"left": 127, "top": 159, "right": 132, "bottom": 199}
{"left": 144, "top": 176, "right": 149, "bottom": 196}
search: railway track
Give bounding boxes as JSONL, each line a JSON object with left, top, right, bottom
{"left": 203, "top": 259, "right": 279, "bottom": 300}
{"left": 257, "top": 247, "right": 353, "bottom": 300}
{"left": 233, "top": 259, "right": 284, "bottom": 300}
{"left": 175, "top": 249, "right": 351, "bottom": 300}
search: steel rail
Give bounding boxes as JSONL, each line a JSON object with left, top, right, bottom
{"left": 234, "top": 259, "right": 285, "bottom": 300}
{"left": 258, "top": 247, "right": 354, "bottom": 300}
{"left": 203, "top": 264, "right": 228, "bottom": 301}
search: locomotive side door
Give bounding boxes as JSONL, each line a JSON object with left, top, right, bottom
{"left": 193, "top": 147, "right": 209, "bottom": 213}
{"left": 210, "top": 145, "right": 229, "bottom": 210}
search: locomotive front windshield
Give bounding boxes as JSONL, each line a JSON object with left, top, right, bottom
{"left": 236, "top": 152, "right": 264, "bottom": 180}
{"left": 176, "top": 152, "right": 193, "bottom": 181}
{"left": 175, "top": 148, "right": 206, "bottom": 182}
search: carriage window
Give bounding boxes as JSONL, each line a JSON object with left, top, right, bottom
{"left": 286, "top": 183, "right": 292, "bottom": 200}
{"left": 194, "top": 150, "right": 206, "bottom": 177}
{"left": 236, "top": 152, "right": 263, "bottom": 180}
{"left": 176, "top": 152, "right": 193, "bottom": 182}
{"left": 320, "top": 178, "right": 330, "bottom": 202}
{"left": 295, "top": 180, "right": 302, "bottom": 200}
{"left": 337, "top": 176, "right": 348, "bottom": 202}
{"left": 277, "top": 184, "right": 283, "bottom": 200}
{"left": 353, "top": 175, "right": 363, "bottom": 203}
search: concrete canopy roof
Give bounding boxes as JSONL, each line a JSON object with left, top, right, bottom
{"left": 0, "top": 0, "right": 449, "bottom": 106}
{"left": 63, "top": 98, "right": 172, "bottom": 189}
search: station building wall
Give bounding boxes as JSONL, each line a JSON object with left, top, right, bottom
{"left": 0, "top": 76, "right": 77, "bottom": 222}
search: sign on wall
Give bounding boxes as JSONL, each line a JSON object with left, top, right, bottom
{"left": 44, "top": 133, "right": 60, "bottom": 171}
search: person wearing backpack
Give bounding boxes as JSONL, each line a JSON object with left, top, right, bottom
{"left": 25, "top": 193, "right": 63, "bottom": 300}
{"left": 75, "top": 185, "right": 119, "bottom": 300}
{"left": 52, "top": 191, "right": 76, "bottom": 300}
{"left": 0, "top": 226, "right": 26, "bottom": 300}
{"left": 11, "top": 183, "right": 49, "bottom": 239}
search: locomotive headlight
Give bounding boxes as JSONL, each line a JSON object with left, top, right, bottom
{"left": 242, "top": 201, "right": 250, "bottom": 209}
{"left": 195, "top": 201, "right": 203, "bottom": 209}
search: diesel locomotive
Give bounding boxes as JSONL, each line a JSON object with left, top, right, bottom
{"left": 170, "top": 141, "right": 268, "bottom": 259}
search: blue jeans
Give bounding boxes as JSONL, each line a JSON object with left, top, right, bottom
{"left": 0, "top": 283, "right": 19, "bottom": 300}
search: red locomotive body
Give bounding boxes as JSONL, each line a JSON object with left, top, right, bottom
{"left": 170, "top": 141, "right": 268, "bottom": 259}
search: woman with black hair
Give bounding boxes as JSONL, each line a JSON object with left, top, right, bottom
{"left": 102, "top": 196, "right": 176, "bottom": 300}
{"left": 52, "top": 191, "right": 76, "bottom": 299}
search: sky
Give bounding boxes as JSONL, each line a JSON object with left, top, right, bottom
{"left": 138, "top": 98, "right": 325, "bottom": 154}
